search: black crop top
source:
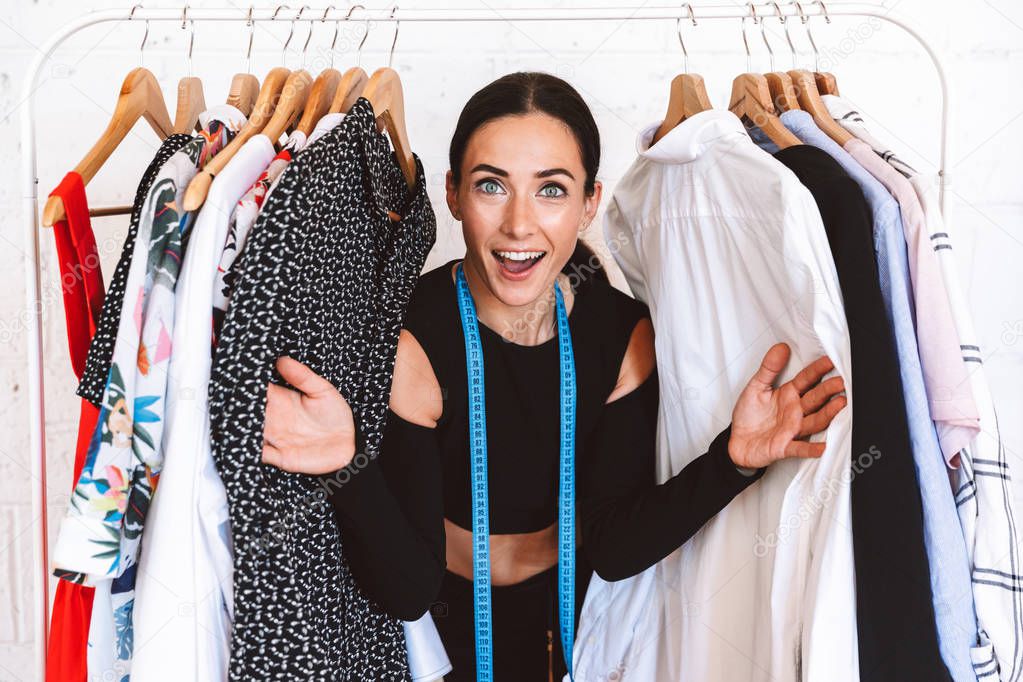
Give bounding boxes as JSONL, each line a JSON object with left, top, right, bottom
{"left": 328, "top": 259, "right": 765, "bottom": 620}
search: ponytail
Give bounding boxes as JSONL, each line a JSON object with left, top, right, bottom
{"left": 561, "top": 240, "right": 609, "bottom": 287}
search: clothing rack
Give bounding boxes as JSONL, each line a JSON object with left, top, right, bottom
{"left": 18, "top": 3, "right": 950, "bottom": 678}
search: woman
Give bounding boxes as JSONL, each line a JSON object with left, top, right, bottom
{"left": 260, "top": 72, "right": 847, "bottom": 680}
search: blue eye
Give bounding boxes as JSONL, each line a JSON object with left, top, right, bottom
{"left": 477, "top": 179, "right": 503, "bottom": 194}
{"left": 540, "top": 183, "right": 566, "bottom": 198}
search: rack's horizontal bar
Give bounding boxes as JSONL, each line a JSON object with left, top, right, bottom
{"left": 80, "top": 3, "right": 843, "bottom": 24}
{"left": 88, "top": 204, "right": 134, "bottom": 218}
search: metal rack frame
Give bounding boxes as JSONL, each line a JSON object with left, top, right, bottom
{"left": 18, "top": 3, "right": 950, "bottom": 677}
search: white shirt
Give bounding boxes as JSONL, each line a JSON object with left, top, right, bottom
{"left": 131, "top": 134, "right": 276, "bottom": 682}
{"left": 573, "top": 110, "right": 856, "bottom": 682}
{"left": 308, "top": 111, "right": 346, "bottom": 147}
{"left": 403, "top": 613, "right": 452, "bottom": 681}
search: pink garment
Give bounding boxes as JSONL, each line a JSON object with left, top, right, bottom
{"left": 844, "top": 138, "right": 980, "bottom": 461}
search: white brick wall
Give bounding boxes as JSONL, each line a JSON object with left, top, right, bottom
{"left": 1, "top": 1, "right": 1020, "bottom": 679}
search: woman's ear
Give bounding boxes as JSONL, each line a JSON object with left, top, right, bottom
{"left": 445, "top": 169, "right": 462, "bottom": 221}
{"left": 581, "top": 179, "right": 603, "bottom": 231}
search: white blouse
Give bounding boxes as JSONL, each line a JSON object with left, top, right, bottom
{"left": 131, "top": 133, "right": 276, "bottom": 682}
{"left": 573, "top": 109, "right": 856, "bottom": 682}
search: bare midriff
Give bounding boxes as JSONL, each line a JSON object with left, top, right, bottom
{"left": 444, "top": 518, "right": 558, "bottom": 586}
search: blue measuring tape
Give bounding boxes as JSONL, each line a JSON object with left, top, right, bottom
{"left": 454, "top": 262, "right": 576, "bottom": 681}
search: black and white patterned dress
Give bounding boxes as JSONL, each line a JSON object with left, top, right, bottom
{"left": 76, "top": 133, "right": 193, "bottom": 406}
{"left": 209, "top": 97, "right": 436, "bottom": 681}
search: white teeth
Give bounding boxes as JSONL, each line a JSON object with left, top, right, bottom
{"left": 496, "top": 250, "right": 545, "bottom": 261}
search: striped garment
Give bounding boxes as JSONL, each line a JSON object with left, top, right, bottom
{"left": 824, "top": 93, "right": 1023, "bottom": 682}
{"left": 822, "top": 94, "right": 919, "bottom": 178}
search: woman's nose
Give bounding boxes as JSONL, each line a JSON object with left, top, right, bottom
{"left": 500, "top": 192, "right": 537, "bottom": 240}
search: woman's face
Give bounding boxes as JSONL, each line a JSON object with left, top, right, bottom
{"left": 446, "top": 111, "right": 601, "bottom": 309}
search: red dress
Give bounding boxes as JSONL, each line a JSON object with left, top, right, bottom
{"left": 45, "top": 172, "right": 104, "bottom": 682}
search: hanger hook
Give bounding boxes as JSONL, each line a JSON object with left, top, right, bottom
{"left": 813, "top": 0, "right": 832, "bottom": 24}
{"left": 788, "top": 0, "right": 808, "bottom": 69}
{"left": 246, "top": 6, "right": 254, "bottom": 73}
{"left": 740, "top": 16, "right": 752, "bottom": 74}
{"left": 130, "top": 4, "right": 148, "bottom": 69}
{"left": 810, "top": 0, "right": 830, "bottom": 71}
{"left": 352, "top": 5, "right": 370, "bottom": 68}
{"left": 320, "top": 6, "right": 336, "bottom": 67}
{"left": 181, "top": 5, "right": 195, "bottom": 77}
{"left": 300, "top": 6, "right": 316, "bottom": 68}
{"left": 387, "top": 6, "right": 400, "bottom": 70}
{"left": 272, "top": 5, "right": 293, "bottom": 64}
{"left": 758, "top": 4, "right": 775, "bottom": 72}
{"left": 676, "top": 4, "right": 697, "bottom": 73}
{"left": 740, "top": 4, "right": 759, "bottom": 73}
{"left": 790, "top": 0, "right": 808, "bottom": 25}
{"left": 770, "top": 1, "right": 797, "bottom": 69}
{"left": 283, "top": 6, "right": 309, "bottom": 63}
{"left": 332, "top": 5, "right": 362, "bottom": 70}
{"left": 790, "top": 0, "right": 821, "bottom": 71}
{"left": 806, "top": 10, "right": 821, "bottom": 71}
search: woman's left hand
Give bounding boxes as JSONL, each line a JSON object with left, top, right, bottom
{"left": 727, "top": 342, "right": 847, "bottom": 470}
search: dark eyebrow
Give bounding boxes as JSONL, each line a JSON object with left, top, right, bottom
{"left": 469, "top": 163, "right": 576, "bottom": 181}
{"left": 537, "top": 167, "right": 575, "bottom": 180}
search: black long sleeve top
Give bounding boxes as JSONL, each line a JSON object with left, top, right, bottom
{"left": 327, "top": 260, "right": 764, "bottom": 620}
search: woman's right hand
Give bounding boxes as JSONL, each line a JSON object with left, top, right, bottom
{"left": 261, "top": 356, "right": 357, "bottom": 475}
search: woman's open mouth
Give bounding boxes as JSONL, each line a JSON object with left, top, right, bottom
{"left": 492, "top": 250, "right": 547, "bottom": 279}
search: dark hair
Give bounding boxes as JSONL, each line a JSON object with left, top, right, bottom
{"left": 449, "top": 71, "right": 608, "bottom": 285}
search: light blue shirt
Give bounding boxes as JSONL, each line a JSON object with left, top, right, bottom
{"left": 750, "top": 110, "right": 980, "bottom": 682}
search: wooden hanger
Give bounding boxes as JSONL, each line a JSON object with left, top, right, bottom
{"left": 363, "top": 67, "right": 417, "bottom": 190}
{"left": 785, "top": 2, "right": 842, "bottom": 110}
{"left": 814, "top": 72, "right": 839, "bottom": 96}
{"left": 182, "top": 66, "right": 291, "bottom": 211}
{"left": 42, "top": 67, "right": 172, "bottom": 227}
{"left": 766, "top": 71, "right": 800, "bottom": 113}
{"left": 174, "top": 77, "right": 205, "bottom": 134}
{"left": 788, "top": 69, "right": 852, "bottom": 145}
{"left": 651, "top": 74, "right": 712, "bottom": 145}
{"left": 227, "top": 73, "right": 260, "bottom": 116}
{"left": 729, "top": 73, "right": 801, "bottom": 149}
{"left": 257, "top": 68, "right": 313, "bottom": 144}
{"left": 650, "top": 7, "right": 711, "bottom": 146}
{"left": 728, "top": 10, "right": 800, "bottom": 149}
{"left": 329, "top": 67, "right": 369, "bottom": 114}
{"left": 295, "top": 69, "right": 341, "bottom": 136}
{"left": 760, "top": 3, "right": 801, "bottom": 113}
